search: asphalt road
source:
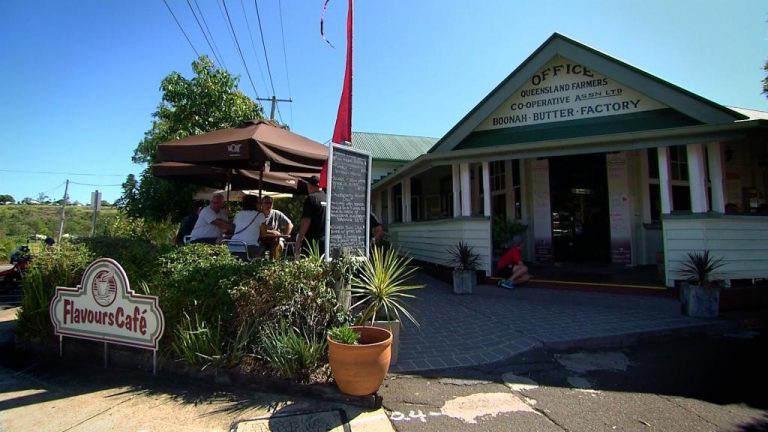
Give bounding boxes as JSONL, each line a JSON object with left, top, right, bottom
{"left": 379, "top": 328, "right": 768, "bottom": 431}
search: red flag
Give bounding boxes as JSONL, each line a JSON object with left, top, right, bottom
{"left": 331, "top": 0, "right": 353, "bottom": 146}
{"left": 320, "top": 0, "right": 353, "bottom": 188}
{"left": 319, "top": 159, "right": 329, "bottom": 188}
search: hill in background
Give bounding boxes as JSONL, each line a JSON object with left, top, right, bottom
{"left": 0, "top": 205, "right": 118, "bottom": 258}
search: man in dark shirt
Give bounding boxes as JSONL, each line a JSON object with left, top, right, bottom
{"left": 295, "top": 176, "right": 327, "bottom": 257}
{"left": 370, "top": 212, "right": 383, "bottom": 245}
{"left": 175, "top": 201, "right": 203, "bottom": 245}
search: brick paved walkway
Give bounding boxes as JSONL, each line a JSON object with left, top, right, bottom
{"left": 390, "top": 272, "right": 728, "bottom": 373}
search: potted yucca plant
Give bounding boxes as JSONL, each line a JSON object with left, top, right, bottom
{"left": 328, "top": 247, "right": 422, "bottom": 395}
{"left": 677, "top": 250, "right": 725, "bottom": 318}
{"left": 446, "top": 241, "right": 480, "bottom": 294}
{"left": 349, "top": 246, "right": 423, "bottom": 366}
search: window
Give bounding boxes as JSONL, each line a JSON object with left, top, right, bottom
{"left": 513, "top": 160, "right": 522, "bottom": 220}
{"left": 491, "top": 160, "right": 505, "bottom": 192}
{"left": 646, "top": 147, "right": 691, "bottom": 221}
{"left": 669, "top": 146, "right": 689, "bottom": 181}
{"left": 393, "top": 184, "right": 402, "bottom": 223}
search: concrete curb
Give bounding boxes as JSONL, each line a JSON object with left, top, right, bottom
{"left": 10, "top": 336, "right": 384, "bottom": 410}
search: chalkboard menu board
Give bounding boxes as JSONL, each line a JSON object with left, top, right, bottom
{"left": 326, "top": 145, "right": 371, "bottom": 259}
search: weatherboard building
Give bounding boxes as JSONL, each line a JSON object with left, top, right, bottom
{"left": 366, "top": 33, "right": 768, "bottom": 287}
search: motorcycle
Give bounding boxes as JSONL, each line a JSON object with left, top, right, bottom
{"left": 0, "top": 245, "right": 31, "bottom": 290}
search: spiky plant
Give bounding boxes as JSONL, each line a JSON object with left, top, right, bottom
{"left": 328, "top": 325, "right": 360, "bottom": 345}
{"left": 677, "top": 250, "right": 725, "bottom": 289}
{"left": 446, "top": 241, "right": 480, "bottom": 271}
{"left": 351, "top": 246, "right": 424, "bottom": 327}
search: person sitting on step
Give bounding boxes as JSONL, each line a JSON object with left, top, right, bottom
{"left": 496, "top": 235, "right": 532, "bottom": 289}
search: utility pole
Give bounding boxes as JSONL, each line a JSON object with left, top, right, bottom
{"left": 91, "top": 190, "right": 101, "bottom": 237}
{"left": 255, "top": 96, "right": 292, "bottom": 121}
{"left": 57, "top": 179, "right": 69, "bottom": 244}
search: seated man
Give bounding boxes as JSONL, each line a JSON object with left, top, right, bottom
{"left": 230, "top": 195, "right": 266, "bottom": 259}
{"left": 176, "top": 200, "right": 203, "bottom": 245}
{"left": 259, "top": 196, "right": 293, "bottom": 259}
{"left": 189, "top": 193, "right": 233, "bottom": 244}
{"left": 496, "top": 235, "right": 532, "bottom": 289}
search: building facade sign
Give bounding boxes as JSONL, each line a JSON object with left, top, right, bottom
{"left": 531, "top": 159, "right": 553, "bottom": 262}
{"left": 476, "top": 56, "right": 667, "bottom": 131}
{"left": 606, "top": 152, "right": 632, "bottom": 265}
{"left": 49, "top": 258, "right": 164, "bottom": 350}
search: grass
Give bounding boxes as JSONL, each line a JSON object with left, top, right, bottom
{"left": 0, "top": 205, "right": 118, "bottom": 258}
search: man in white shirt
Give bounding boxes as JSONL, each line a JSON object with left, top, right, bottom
{"left": 189, "top": 193, "right": 233, "bottom": 244}
{"left": 230, "top": 195, "right": 266, "bottom": 257}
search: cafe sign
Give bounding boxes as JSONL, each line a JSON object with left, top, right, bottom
{"left": 50, "top": 258, "right": 164, "bottom": 350}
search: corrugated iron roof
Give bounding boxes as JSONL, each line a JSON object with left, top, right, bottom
{"left": 351, "top": 132, "right": 437, "bottom": 161}
{"left": 729, "top": 106, "right": 768, "bottom": 121}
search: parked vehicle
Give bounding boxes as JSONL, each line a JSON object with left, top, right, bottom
{"left": 0, "top": 245, "right": 31, "bottom": 290}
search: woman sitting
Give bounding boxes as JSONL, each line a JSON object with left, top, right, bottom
{"left": 229, "top": 195, "right": 266, "bottom": 260}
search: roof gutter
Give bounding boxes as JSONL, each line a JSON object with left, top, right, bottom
{"left": 373, "top": 119, "right": 768, "bottom": 191}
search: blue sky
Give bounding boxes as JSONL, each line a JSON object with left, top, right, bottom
{"left": 1, "top": 0, "right": 766, "bottom": 204}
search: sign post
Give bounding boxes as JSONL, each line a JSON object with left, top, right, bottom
{"left": 49, "top": 258, "right": 165, "bottom": 375}
{"left": 325, "top": 144, "right": 372, "bottom": 260}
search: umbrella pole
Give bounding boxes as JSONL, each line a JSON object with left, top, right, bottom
{"left": 225, "top": 172, "right": 231, "bottom": 202}
{"left": 259, "top": 170, "right": 264, "bottom": 201}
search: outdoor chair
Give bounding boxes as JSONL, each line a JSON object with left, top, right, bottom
{"left": 222, "top": 240, "right": 262, "bottom": 262}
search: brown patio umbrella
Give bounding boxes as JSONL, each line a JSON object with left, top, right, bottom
{"left": 156, "top": 119, "right": 329, "bottom": 173}
{"left": 151, "top": 161, "right": 299, "bottom": 194}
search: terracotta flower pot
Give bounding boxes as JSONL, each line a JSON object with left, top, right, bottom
{"left": 328, "top": 326, "right": 392, "bottom": 396}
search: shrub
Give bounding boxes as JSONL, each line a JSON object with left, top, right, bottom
{"left": 101, "top": 212, "right": 177, "bottom": 246}
{"left": 233, "top": 257, "right": 349, "bottom": 343}
{"left": 492, "top": 217, "right": 527, "bottom": 250}
{"left": 259, "top": 321, "right": 326, "bottom": 382}
{"left": 74, "top": 236, "right": 170, "bottom": 286}
{"left": 151, "top": 244, "right": 258, "bottom": 337}
{"left": 172, "top": 310, "right": 226, "bottom": 368}
{"left": 16, "top": 242, "right": 95, "bottom": 340}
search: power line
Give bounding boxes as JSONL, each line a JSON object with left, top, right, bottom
{"left": 42, "top": 181, "right": 67, "bottom": 195}
{"left": 163, "top": 0, "right": 200, "bottom": 58}
{"left": 193, "top": 0, "right": 228, "bottom": 70}
{"left": 277, "top": 0, "right": 294, "bottom": 127}
{"left": 0, "top": 169, "right": 126, "bottom": 177}
{"left": 186, "top": 0, "right": 225, "bottom": 68}
{"left": 69, "top": 181, "right": 122, "bottom": 187}
{"left": 221, "top": 0, "right": 261, "bottom": 99}
{"left": 239, "top": 0, "right": 269, "bottom": 93}
{"left": 253, "top": 0, "right": 277, "bottom": 98}
{"left": 254, "top": 0, "right": 283, "bottom": 124}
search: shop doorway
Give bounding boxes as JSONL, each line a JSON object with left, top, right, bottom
{"left": 549, "top": 153, "right": 610, "bottom": 262}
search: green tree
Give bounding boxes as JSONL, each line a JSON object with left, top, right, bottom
{"left": 764, "top": 60, "right": 768, "bottom": 96}
{"left": 0, "top": 194, "right": 14, "bottom": 203}
{"left": 119, "top": 56, "right": 263, "bottom": 221}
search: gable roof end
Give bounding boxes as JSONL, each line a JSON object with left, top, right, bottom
{"left": 429, "top": 32, "right": 748, "bottom": 154}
